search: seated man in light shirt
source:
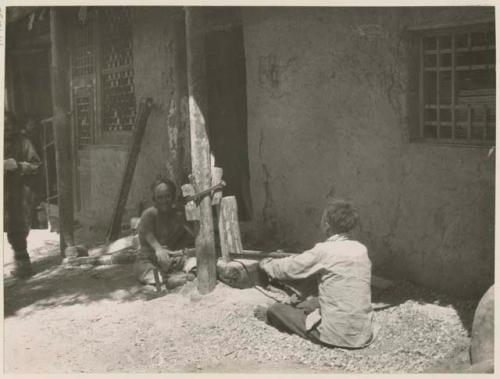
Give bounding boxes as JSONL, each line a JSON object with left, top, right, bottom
{"left": 255, "top": 200, "right": 377, "bottom": 349}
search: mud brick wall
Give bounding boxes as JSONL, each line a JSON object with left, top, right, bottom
{"left": 76, "top": 8, "right": 189, "bottom": 243}
{"left": 241, "top": 7, "right": 495, "bottom": 297}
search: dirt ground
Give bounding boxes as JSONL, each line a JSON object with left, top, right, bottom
{"left": 3, "top": 230, "right": 477, "bottom": 373}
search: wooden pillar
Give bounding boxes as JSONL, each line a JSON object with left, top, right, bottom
{"left": 50, "top": 7, "right": 74, "bottom": 255}
{"left": 4, "top": 57, "right": 15, "bottom": 112}
{"left": 184, "top": 7, "right": 217, "bottom": 294}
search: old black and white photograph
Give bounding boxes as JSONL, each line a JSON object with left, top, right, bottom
{"left": 2, "top": 4, "right": 496, "bottom": 374}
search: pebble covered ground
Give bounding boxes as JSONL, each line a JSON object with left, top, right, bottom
{"left": 4, "top": 233, "right": 477, "bottom": 373}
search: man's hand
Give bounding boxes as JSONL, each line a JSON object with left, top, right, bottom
{"left": 296, "top": 296, "right": 320, "bottom": 313}
{"left": 155, "top": 247, "right": 172, "bottom": 272}
{"left": 259, "top": 257, "right": 273, "bottom": 275}
{"left": 168, "top": 249, "right": 185, "bottom": 257}
{"left": 4, "top": 158, "right": 18, "bottom": 172}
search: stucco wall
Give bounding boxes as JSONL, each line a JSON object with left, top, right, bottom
{"left": 76, "top": 8, "right": 189, "bottom": 243}
{"left": 241, "top": 7, "right": 495, "bottom": 298}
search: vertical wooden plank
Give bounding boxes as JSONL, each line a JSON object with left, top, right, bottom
{"left": 211, "top": 166, "right": 223, "bottom": 205}
{"left": 483, "top": 105, "right": 488, "bottom": 141}
{"left": 185, "top": 7, "right": 217, "bottom": 294}
{"left": 419, "top": 36, "right": 425, "bottom": 139}
{"left": 467, "top": 105, "right": 472, "bottom": 140}
{"left": 94, "top": 8, "right": 103, "bottom": 143}
{"left": 5, "top": 57, "right": 17, "bottom": 112}
{"left": 41, "top": 119, "right": 52, "bottom": 207}
{"left": 170, "top": 8, "right": 192, "bottom": 181}
{"left": 218, "top": 204, "right": 230, "bottom": 263}
{"left": 50, "top": 7, "right": 75, "bottom": 254}
{"left": 181, "top": 183, "right": 200, "bottom": 221}
{"left": 229, "top": 200, "right": 243, "bottom": 256}
{"left": 68, "top": 46, "right": 80, "bottom": 216}
{"left": 219, "top": 196, "right": 243, "bottom": 262}
{"left": 466, "top": 32, "right": 472, "bottom": 141}
{"left": 451, "top": 35, "right": 456, "bottom": 140}
{"left": 67, "top": 33, "right": 79, "bottom": 211}
{"left": 436, "top": 36, "right": 441, "bottom": 139}
{"left": 211, "top": 166, "right": 223, "bottom": 260}
{"left": 106, "top": 98, "right": 154, "bottom": 242}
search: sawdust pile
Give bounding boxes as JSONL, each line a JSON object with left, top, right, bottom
{"left": 4, "top": 238, "right": 476, "bottom": 373}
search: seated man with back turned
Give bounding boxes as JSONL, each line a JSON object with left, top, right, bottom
{"left": 134, "top": 178, "right": 194, "bottom": 285}
{"left": 255, "top": 200, "right": 377, "bottom": 349}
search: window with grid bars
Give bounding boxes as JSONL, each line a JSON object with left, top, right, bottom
{"left": 70, "top": 7, "right": 136, "bottom": 147}
{"left": 418, "top": 24, "right": 495, "bottom": 145}
{"left": 100, "top": 8, "right": 136, "bottom": 132}
{"left": 71, "top": 9, "right": 96, "bottom": 147}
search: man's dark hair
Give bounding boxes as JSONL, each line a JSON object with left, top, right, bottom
{"left": 151, "top": 177, "right": 177, "bottom": 199}
{"left": 323, "top": 200, "right": 359, "bottom": 234}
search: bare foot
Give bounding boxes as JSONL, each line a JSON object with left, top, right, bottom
{"left": 253, "top": 305, "right": 268, "bottom": 322}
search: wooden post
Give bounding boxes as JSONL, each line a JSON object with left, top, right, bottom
{"left": 50, "top": 8, "right": 74, "bottom": 255}
{"left": 219, "top": 196, "right": 243, "bottom": 262}
{"left": 211, "top": 166, "right": 223, "bottom": 258}
{"left": 184, "top": 7, "right": 217, "bottom": 294}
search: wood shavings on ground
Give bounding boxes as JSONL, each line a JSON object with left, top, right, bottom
{"left": 3, "top": 233, "right": 476, "bottom": 373}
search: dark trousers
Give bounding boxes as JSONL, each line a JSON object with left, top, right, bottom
{"left": 266, "top": 302, "right": 323, "bottom": 345}
{"left": 7, "top": 231, "right": 30, "bottom": 260}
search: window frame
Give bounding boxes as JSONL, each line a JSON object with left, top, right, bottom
{"left": 70, "top": 7, "right": 136, "bottom": 148}
{"left": 412, "top": 22, "right": 495, "bottom": 147}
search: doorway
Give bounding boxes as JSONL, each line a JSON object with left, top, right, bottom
{"left": 205, "top": 8, "right": 252, "bottom": 220}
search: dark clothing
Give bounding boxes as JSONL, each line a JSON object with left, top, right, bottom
{"left": 267, "top": 302, "right": 323, "bottom": 345}
{"left": 7, "top": 232, "right": 29, "bottom": 259}
{"left": 4, "top": 133, "right": 41, "bottom": 267}
{"left": 7, "top": 231, "right": 28, "bottom": 251}
{"left": 4, "top": 133, "right": 41, "bottom": 235}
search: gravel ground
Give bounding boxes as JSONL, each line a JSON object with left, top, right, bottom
{"left": 4, "top": 232, "right": 477, "bottom": 373}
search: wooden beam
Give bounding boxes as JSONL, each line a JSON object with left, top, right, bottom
{"left": 106, "top": 98, "right": 154, "bottom": 242}
{"left": 184, "top": 7, "right": 217, "bottom": 294}
{"left": 419, "top": 37, "right": 425, "bottom": 139}
{"left": 50, "top": 7, "right": 74, "bottom": 255}
{"left": 451, "top": 35, "right": 456, "bottom": 140}
{"left": 436, "top": 37, "right": 440, "bottom": 139}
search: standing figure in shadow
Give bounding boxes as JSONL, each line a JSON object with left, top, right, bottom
{"left": 4, "top": 111, "right": 42, "bottom": 278}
